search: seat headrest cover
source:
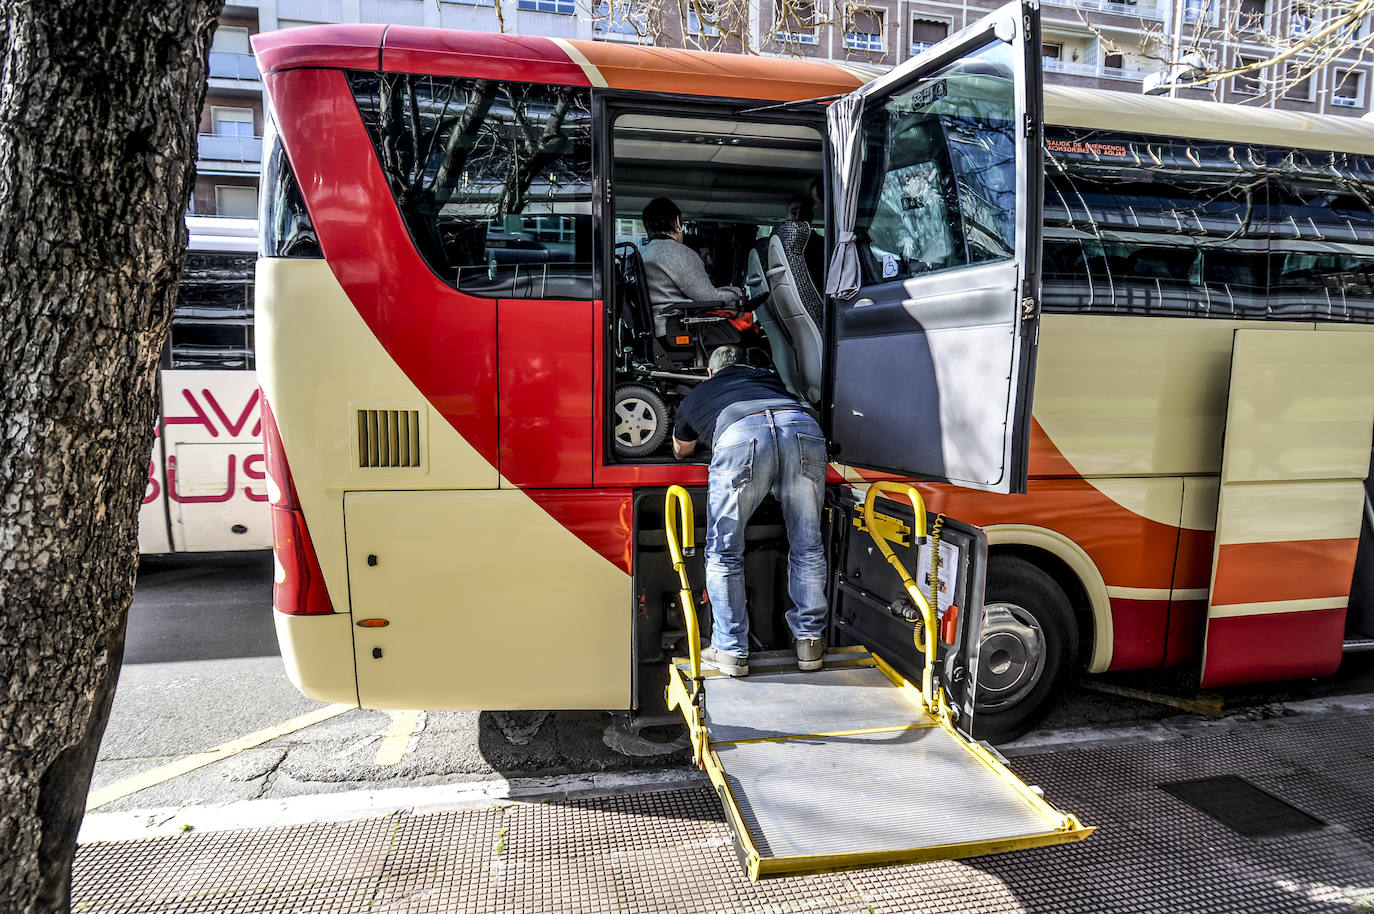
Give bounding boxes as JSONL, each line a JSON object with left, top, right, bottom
{"left": 772, "top": 220, "right": 823, "bottom": 327}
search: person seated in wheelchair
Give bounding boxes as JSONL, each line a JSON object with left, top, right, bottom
{"left": 640, "top": 197, "right": 746, "bottom": 348}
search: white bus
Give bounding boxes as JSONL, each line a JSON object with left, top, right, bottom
{"left": 137, "top": 216, "right": 270, "bottom": 553}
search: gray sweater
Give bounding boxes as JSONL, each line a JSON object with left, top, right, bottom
{"left": 641, "top": 237, "right": 741, "bottom": 335}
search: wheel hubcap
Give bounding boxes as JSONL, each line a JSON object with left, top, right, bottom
{"left": 975, "top": 602, "right": 1047, "bottom": 713}
{"left": 614, "top": 398, "right": 657, "bottom": 446}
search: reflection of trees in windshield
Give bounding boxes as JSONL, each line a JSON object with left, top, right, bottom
{"left": 350, "top": 72, "right": 592, "bottom": 291}
{"left": 946, "top": 119, "right": 1015, "bottom": 261}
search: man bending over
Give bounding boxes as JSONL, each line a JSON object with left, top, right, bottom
{"left": 672, "top": 346, "right": 828, "bottom": 677}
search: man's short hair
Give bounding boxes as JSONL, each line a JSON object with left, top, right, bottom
{"left": 709, "top": 346, "right": 740, "bottom": 374}
{"left": 643, "top": 197, "right": 681, "bottom": 235}
{"left": 787, "top": 194, "right": 814, "bottom": 222}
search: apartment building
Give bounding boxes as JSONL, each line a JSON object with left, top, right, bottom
{"left": 193, "top": 0, "right": 1373, "bottom": 216}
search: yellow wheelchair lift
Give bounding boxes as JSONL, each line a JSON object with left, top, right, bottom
{"left": 664, "top": 483, "right": 1092, "bottom": 881}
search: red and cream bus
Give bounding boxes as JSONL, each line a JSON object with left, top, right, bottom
{"left": 252, "top": 11, "right": 1374, "bottom": 748}
{"left": 138, "top": 216, "right": 271, "bottom": 554}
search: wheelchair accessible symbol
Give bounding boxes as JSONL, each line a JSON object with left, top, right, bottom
{"left": 882, "top": 253, "right": 899, "bottom": 279}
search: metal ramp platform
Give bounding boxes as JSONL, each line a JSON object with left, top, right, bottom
{"left": 661, "top": 484, "right": 1092, "bottom": 881}
{"left": 669, "top": 648, "right": 1092, "bottom": 879}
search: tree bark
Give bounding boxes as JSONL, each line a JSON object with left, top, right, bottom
{"left": 0, "top": 3, "right": 222, "bottom": 912}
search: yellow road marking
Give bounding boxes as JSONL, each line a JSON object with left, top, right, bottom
{"left": 373, "top": 710, "right": 423, "bottom": 766}
{"left": 86, "top": 703, "right": 353, "bottom": 812}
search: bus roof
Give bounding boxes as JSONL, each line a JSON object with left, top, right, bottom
{"left": 253, "top": 25, "right": 1374, "bottom": 155}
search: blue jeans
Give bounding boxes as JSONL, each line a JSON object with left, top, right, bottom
{"left": 706, "top": 409, "right": 828, "bottom": 657}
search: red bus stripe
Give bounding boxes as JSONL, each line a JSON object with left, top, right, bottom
{"left": 1201, "top": 607, "right": 1345, "bottom": 687}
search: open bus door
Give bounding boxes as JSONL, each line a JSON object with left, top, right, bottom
{"left": 1201, "top": 328, "right": 1374, "bottom": 687}
{"left": 668, "top": 2, "right": 1093, "bottom": 880}
{"left": 821, "top": 0, "right": 1043, "bottom": 494}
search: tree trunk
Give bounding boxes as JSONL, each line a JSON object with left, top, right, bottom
{"left": 0, "top": 3, "right": 222, "bottom": 912}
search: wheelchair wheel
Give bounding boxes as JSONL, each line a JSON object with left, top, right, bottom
{"left": 613, "top": 384, "right": 670, "bottom": 458}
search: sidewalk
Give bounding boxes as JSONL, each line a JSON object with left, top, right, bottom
{"left": 74, "top": 703, "right": 1374, "bottom": 913}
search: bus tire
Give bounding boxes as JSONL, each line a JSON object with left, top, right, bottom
{"left": 971, "top": 555, "right": 1078, "bottom": 744}
{"left": 613, "top": 384, "right": 670, "bottom": 458}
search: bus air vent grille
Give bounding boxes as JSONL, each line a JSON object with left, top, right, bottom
{"left": 356, "top": 409, "right": 423, "bottom": 469}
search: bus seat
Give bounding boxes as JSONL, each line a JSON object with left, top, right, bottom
{"left": 759, "top": 221, "right": 824, "bottom": 405}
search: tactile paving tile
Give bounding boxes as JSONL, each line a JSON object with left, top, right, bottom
{"left": 74, "top": 713, "right": 1374, "bottom": 913}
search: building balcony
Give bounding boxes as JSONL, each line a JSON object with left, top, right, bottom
{"left": 1043, "top": 58, "right": 1140, "bottom": 79}
{"left": 1040, "top": 0, "right": 1165, "bottom": 20}
{"left": 197, "top": 134, "right": 263, "bottom": 167}
{"left": 208, "top": 51, "right": 260, "bottom": 81}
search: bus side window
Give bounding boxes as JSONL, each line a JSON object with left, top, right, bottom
{"left": 1268, "top": 152, "right": 1374, "bottom": 322}
{"left": 349, "top": 73, "right": 595, "bottom": 301}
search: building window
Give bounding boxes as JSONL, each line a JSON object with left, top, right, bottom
{"left": 1103, "top": 52, "right": 1125, "bottom": 71}
{"left": 777, "top": 0, "right": 821, "bottom": 44}
{"left": 207, "top": 25, "right": 258, "bottom": 80}
{"left": 594, "top": 0, "right": 649, "bottom": 35}
{"left": 1183, "top": 0, "right": 1217, "bottom": 24}
{"left": 1042, "top": 41, "right": 1062, "bottom": 70}
{"left": 211, "top": 106, "right": 255, "bottom": 138}
{"left": 1238, "top": 0, "right": 1266, "bottom": 30}
{"left": 215, "top": 185, "right": 258, "bottom": 219}
{"left": 1285, "top": 64, "right": 1316, "bottom": 101}
{"left": 1334, "top": 69, "right": 1366, "bottom": 106}
{"left": 687, "top": 0, "right": 721, "bottom": 36}
{"left": 1233, "top": 56, "right": 1263, "bottom": 94}
{"left": 844, "top": 8, "right": 885, "bottom": 51}
{"left": 910, "top": 18, "right": 948, "bottom": 54}
{"left": 1289, "top": 1, "right": 1316, "bottom": 35}
{"left": 518, "top": 0, "right": 575, "bottom": 13}
{"left": 211, "top": 25, "right": 250, "bottom": 55}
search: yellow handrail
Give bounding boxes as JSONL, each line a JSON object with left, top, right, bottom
{"left": 665, "top": 485, "right": 702, "bottom": 682}
{"left": 860, "top": 481, "right": 940, "bottom": 713}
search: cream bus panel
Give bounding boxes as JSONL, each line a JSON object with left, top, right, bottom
{"left": 255, "top": 259, "right": 501, "bottom": 612}
{"left": 1219, "top": 330, "right": 1374, "bottom": 483}
{"left": 274, "top": 610, "right": 360, "bottom": 706}
{"left": 346, "top": 490, "right": 631, "bottom": 710}
{"left": 1034, "top": 315, "right": 1312, "bottom": 478}
{"left": 1202, "top": 328, "right": 1374, "bottom": 687}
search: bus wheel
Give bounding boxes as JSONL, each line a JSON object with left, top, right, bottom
{"left": 613, "top": 384, "right": 669, "bottom": 458}
{"left": 971, "top": 555, "right": 1078, "bottom": 744}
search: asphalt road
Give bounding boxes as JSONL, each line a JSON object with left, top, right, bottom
{"left": 90, "top": 550, "right": 1374, "bottom": 816}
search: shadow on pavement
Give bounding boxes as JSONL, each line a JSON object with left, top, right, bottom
{"left": 128, "top": 551, "right": 277, "bottom": 664}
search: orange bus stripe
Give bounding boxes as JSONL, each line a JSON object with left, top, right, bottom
{"left": 566, "top": 40, "right": 862, "bottom": 101}
{"left": 1210, "top": 538, "right": 1360, "bottom": 606}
